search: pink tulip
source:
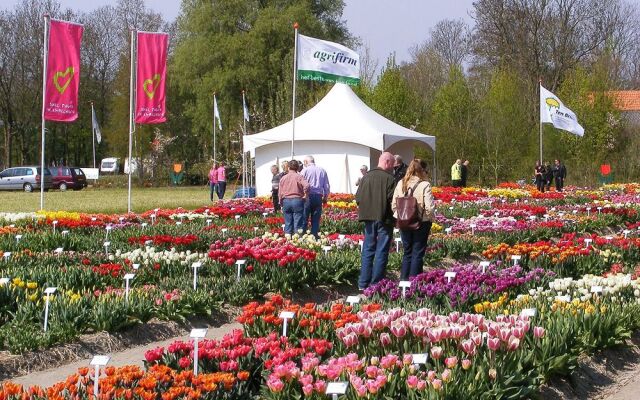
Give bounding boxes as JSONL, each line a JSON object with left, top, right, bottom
{"left": 267, "top": 376, "right": 284, "bottom": 392}
{"left": 487, "top": 337, "right": 501, "bottom": 351}
{"left": 342, "top": 332, "right": 358, "bottom": 347}
{"left": 380, "top": 332, "right": 392, "bottom": 347}
{"left": 302, "top": 384, "right": 313, "bottom": 396}
{"left": 507, "top": 335, "right": 520, "bottom": 351}
{"left": 462, "top": 359, "right": 472, "bottom": 370}
{"left": 441, "top": 368, "right": 452, "bottom": 382}
{"left": 407, "top": 375, "right": 419, "bottom": 388}
{"left": 432, "top": 379, "right": 443, "bottom": 391}
{"left": 461, "top": 339, "right": 476, "bottom": 356}
{"left": 533, "top": 326, "right": 546, "bottom": 339}
{"left": 427, "top": 370, "right": 437, "bottom": 381}
{"left": 445, "top": 356, "right": 458, "bottom": 369}
{"left": 417, "top": 379, "right": 427, "bottom": 390}
{"left": 430, "top": 346, "right": 443, "bottom": 360}
{"left": 314, "top": 379, "right": 327, "bottom": 393}
{"left": 489, "top": 368, "right": 497, "bottom": 380}
{"left": 390, "top": 323, "right": 407, "bottom": 338}
{"left": 511, "top": 326, "right": 525, "bottom": 339}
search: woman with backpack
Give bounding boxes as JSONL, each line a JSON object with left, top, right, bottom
{"left": 391, "top": 159, "right": 435, "bottom": 280}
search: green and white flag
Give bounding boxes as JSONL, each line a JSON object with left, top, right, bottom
{"left": 540, "top": 85, "right": 584, "bottom": 137}
{"left": 297, "top": 34, "right": 360, "bottom": 86}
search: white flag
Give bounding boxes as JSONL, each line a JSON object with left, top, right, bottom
{"left": 91, "top": 103, "right": 102, "bottom": 144}
{"left": 213, "top": 95, "right": 222, "bottom": 130}
{"left": 297, "top": 34, "right": 360, "bottom": 86}
{"left": 540, "top": 85, "right": 584, "bottom": 137}
{"left": 242, "top": 93, "right": 249, "bottom": 122}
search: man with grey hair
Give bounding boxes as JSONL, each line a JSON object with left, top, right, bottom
{"left": 355, "top": 165, "right": 368, "bottom": 187}
{"left": 393, "top": 155, "right": 408, "bottom": 183}
{"left": 302, "top": 155, "right": 330, "bottom": 238}
{"left": 355, "top": 152, "right": 396, "bottom": 290}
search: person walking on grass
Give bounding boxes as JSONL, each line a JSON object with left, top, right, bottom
{"left": 302, "top": 155, "right": 330, "bottom": 238}
{"left": 279, "top": 160, "right": 309, "bottom": 235}
{"left": 534, "top": 160, "right": 546, "bottom": 192}
{"left": 216, "top": 162, "right": 226, "bottom": 199}
{"left": 208, "top": 162, "right": 218, "bottom": 202}
{"left": 356, "top": 152, "right": 396, "bottom": 290}
{"left": 270, "top": 165, "right": 282, "bottom": 212}
{"left": 553, "top": 159, "right": 567, "bottom": 192}
{"left": 392, "top": 159, "right": 435, "bottom": 280}
{"left": 461, "top": 160, "right": 469, "bottom": 187}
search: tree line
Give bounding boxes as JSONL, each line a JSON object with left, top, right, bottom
{"left": 1, "top": 0, "right": 640, "bottom": 186}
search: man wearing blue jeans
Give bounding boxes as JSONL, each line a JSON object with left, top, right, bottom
{"left": 302, "top": 156, "right": 330, "bottom": 238}
{"left": 355, "top": 152, "right": 396, "bottom": 290}
{"left": 279, "top": 160, "right": 310, "bottom": 235}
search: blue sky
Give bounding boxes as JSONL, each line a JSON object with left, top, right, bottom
{"left": 3, "top": 0, "right": 475, "bottom": 64}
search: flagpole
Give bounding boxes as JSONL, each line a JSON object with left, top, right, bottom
{"left": 290, "top": 22, "right": 299, "bottom": 159}
{"left": 127, "top": 29, "right": 136, "bottom": 214}
{"left": 212, "top": 92, "right": 216, "bottom": 164}
{"left": 539, "top": 79, "right": 543, "bottom": 164}
{"left": 242, "top": 90, "right": 247, "bottom": 198}
{"left": 91, "top": 102, "right": 96, "bottom": 169}
{"left": 40, "top": 14, "right": 50, "bottom": 211}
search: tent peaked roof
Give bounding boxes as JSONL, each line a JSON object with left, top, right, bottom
{"left": 243, "top": 83, "right": 435, "bottom": 153}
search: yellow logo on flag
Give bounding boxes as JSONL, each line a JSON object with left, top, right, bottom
{"left": 143, "top": 74, "right": 161, "bottom": 99}
{"left": 53, "top": 67, "right": 74, "bottom": 94}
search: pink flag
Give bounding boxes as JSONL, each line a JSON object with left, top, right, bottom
{"left": 44, "top": 19, "right": 83, "bottom": 122}
{"left": 135, "top": 32, "right": 169, "bottom": 124}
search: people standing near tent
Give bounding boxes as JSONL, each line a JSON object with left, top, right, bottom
{"left": 451, "top": 159, "right": 462, "bottom": 187}
{"left": 216, "top": 162, "right": 226, "bottom": 199}
{"left": 461, "top": 160, "right": 470, "bottom": 187}
{"left": 534, "top": 161, "right": 546, "bottom": 192}
{"left": 392, "top": 159, "right": 435, "bottom": 280}
{"left": 270, "top": 165, "right": 283, "bottom": 212}
{"left": 208, "top": 163, "right": 219, "bottom": 202}
{"left": 553, "top": 159, "right": 567, "bottom": 192}
{"left": 545, "top": 162, "right": 554, "bottom": 191}
{"left": 393, "top": 155, "right": 408, "bottom": 183}
{"left": 302, "top": 156, "right": 330, "bottom": 238}
{"left": 355, "top": 152, "right": 396, "bottom": 290}
{"left": 355, "top": 165, "right": 368, "bottom": 187}
{"left": 279, "top": 160, "right": 309, "bottom": 236}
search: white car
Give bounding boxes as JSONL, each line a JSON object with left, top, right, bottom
{"left": 0, "top": 166, "right": 53, "bottom": 192}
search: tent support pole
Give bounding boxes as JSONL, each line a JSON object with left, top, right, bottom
{"left": 290, "top": 23, "right": 299, "bottom": 159}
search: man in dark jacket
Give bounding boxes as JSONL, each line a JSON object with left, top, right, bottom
{"left": 355, "top": 152, "right": 396, "bottom": 290}
{"left": 553, "top": 159, "right": 567, "bottom": 192}
{"left": 393, "top": 155, "right": 408, "bottom": 184}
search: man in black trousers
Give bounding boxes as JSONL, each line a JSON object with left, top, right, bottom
{"left": 552, "top": 159, "right": 567, "bottom": 192}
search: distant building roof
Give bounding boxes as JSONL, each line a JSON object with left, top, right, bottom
{"left": 605, "top": 91, "right": 640, "bottom": 111}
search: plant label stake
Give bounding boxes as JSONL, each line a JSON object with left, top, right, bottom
{"left": 150, "top": 214, "right": 156, "bottom": 224}
{"left": 479, "top": 261, "right": 490, "bottom": 274}
{"left": 124, "top": 273, "right": 135, "bottom": 303}
{"left": 597, "top": 207, "right": 602, "bottom": 214}
{"left": 394, "top": 237, "right": 402, "bottom": 252}
{"left": 61, "top": 230, "right": 69, "bottom": 236}
{"left": 105, "top": 225, "right": 112, "bottom": 240}
{"left": 3, "top": 252, "right": 11, "bottom": 261}
{"left": 469, "top": 223, "right": 476, "bottom": 235}
{"left": 322, "top": 246, "right": 332, "bottom": 256}
{"left": 358, "top": 240, "right": 364, "bottom": 252}
{"left": 591, "top": 286, "right": 603, "bottom": 295}
{"left": 399, "top": 281, "right": 411, "bottom": 298}
{"left": 43, "top": 287, "right": 57, "bottom": 331}
{"left": 144, "top": 240, "right": 153, "bottom": 246}
{"left": 586, "top": 207, "right": 591, "bottom": 216}
{"left": 529, "top": 216, "right": 537, "bottom": 221}
{"left": 192, "top": 262, "right": 202, "bottom": 290}
{"left": 103, "top": 241, "right": 110, "bottom": 255}
{"left": 52, "top": 220, "right": 58, "bottom": 234}
{"left": 520, "top": 308, "right": 536, "bottom": 318}
{"left": 176, "top": 221, "right": 182, "bottom": 226}
{"left": 346, "top": 295, "right": 360, "bottom": 306}
{"left": 605, "top": 236, "right": 613, "bottom": 242}
{"left": 279, "top": 311, "right": 295, "bottom": 337}
{"left": 15, "top": 234, "right": 22, "bottom": 243}
{"left": 0, "top": 278, "right": 9, "bottom": 286}
{"left": 584, "top": 238, "right": 592, "bottom": 248}
{"left": 141, "top": 222, "right": 148, "bottom": 229}
{"left": 90, "top": 355, "right": 110, "bottom": 397}
{"left": 206, "top": 219, "right": 212, "bottom": 227}
{"left": 444, "top": 271, "right": 456, "bottom": 283}
{"left": 623, "top": 229, "right": 631, "bottom": 238}
{"left": 54, "top": 247, "right": 63, "bottom": 256}
{"left": 325, "top": 381, "right": 348, "bottom": 400}
{"left": 235, "top": 215, "right": 240, "bottom": 222}
{"left": 555, "top": 295, "right": 571, "bottom": 302}
{"left": 132, "top": 264, "right": 140, "bottom": 270}
{"left": 511, "top": 255, "right": 521, "bottom": 266}
{"left": 262, "top": 212, "right": 268, "bottom": 217}
{"left": 221, "top": 228, "right": 228, "bottom": 237}
{"left": 235, "top": 259, "right": 246, "bottom": 281}
{"left": 445, "top": 227, "right": 452, "bottom": 235}
{"left": 190, "top": 328, "right": 208, "bottom": 376}
{"left": 253, "top": 226, "right": 259, "bottom": 233}
{"left": 492, "top": 221, "right": 499, "bottom": 228}
{"left": 91, "top": 217, "right": 97, "bottom": 222}
{"left": 412, "top": 353, "right": 428, "bottom": 365}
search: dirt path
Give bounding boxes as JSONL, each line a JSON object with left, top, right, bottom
{"left": 9, "top": 322, "right": 242, "bottom": 388}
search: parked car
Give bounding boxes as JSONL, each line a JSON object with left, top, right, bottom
{"left": 0, "top": 166, "right": 53, "bottom": 192}
{"left": 49, "top": 166, "right": 87, "bottom": 191}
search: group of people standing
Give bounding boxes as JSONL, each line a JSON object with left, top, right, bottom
{"left": 208, "top": 162, "right": 227, "bottom": 201}
{"left": 534, "top": 159, "right": 567, "bottom": 192}
{"left": 270, "top": 156, "right": 330, "bottom": 238}
{"left": 355, "top": 152, "right": 435, "bottom": 290}
{"left": 450, "top": 159, "right": 470, "bottom": 187}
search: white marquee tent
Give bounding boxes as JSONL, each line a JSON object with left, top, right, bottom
{"left": 243, "top": 83, "right": 436, "bottom": 196}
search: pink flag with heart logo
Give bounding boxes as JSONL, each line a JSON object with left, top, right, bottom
{"left": 135, "top": 32, "right": 169, "bottom": 124}
{"left": 44, "top": 19, "right": 83, "bottom": 122}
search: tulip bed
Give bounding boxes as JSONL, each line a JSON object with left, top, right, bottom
{"left": 2, "top": 184, "right": 640, "bottom": 398}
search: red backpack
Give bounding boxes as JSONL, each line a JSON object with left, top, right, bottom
{"left": 395, "top": 181, "right": 423, "bottom": 230}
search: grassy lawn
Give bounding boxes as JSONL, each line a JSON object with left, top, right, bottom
{"left": 0, "top": 185, "right": 239, "bottom": 214}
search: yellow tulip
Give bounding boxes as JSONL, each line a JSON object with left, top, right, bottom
{"left": 26, "top": 282, "right": 37, "bottom": 289}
